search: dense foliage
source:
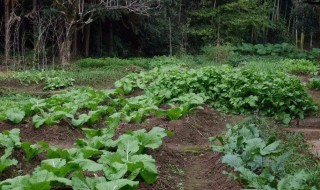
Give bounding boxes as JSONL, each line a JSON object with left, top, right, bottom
{"left": 11, "top": 70, "right": 75, "bottom": 91}
{"left": 1, "top": 0, "right": 320, "bottom": 67}
{"left": 234, "top": 43, "right": 320, "bottom": 60}
{"left": 0, "top": 127, "right": 168, "bottom": 189}
{"left": 116, "top": 65, "right": 317, "bottom": 123}
{"left": 242, "top": 58, "right": 319, "bottom": 75}
{"left": 211, "top": 122, "right": 320, "bottom": 189}
{"left": 308, "top": 77, "right": 320, "bottom": 90}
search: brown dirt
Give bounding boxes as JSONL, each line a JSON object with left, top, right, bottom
{"left": 308, "top": 89, "right": 320, "bottom": 105}
{"left": 0, "top": 121, "right": 84, "bottom": 180}
{"left": 0, "top": 121, "right": 83, "bottom": 148}
{"left": 0, "top": 79, "right": 47, "bottom": 96}
{"left": 297, "top": 74, "right": 312, "bottom": 84}
{"left": 117, "top": 106, "right": 244, "bottom": 190}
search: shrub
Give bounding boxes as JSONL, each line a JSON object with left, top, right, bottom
{"left": 234, "top": 43, "right": 320, "bottom": 60}
{"left": 308, "top": 77, "right": 320, "bottom": 90}
{"left": 76, "top": 57, "right": 150, "bottom": 69}
{"left": 202, "top": 45, "right": 234, "bottom": 63}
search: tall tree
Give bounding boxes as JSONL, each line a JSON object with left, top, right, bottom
{"left": 52, "top": 0, "right": 160, "bottom": 66}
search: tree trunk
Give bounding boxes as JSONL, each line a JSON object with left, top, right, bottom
{"left": 109, "top": 21, "right": 114, "bottom": 55}
{"left": 60, "top": 23, "right": 74, "bottom": 66}
{"left": 169, "top": 17, "right": 172, "bottom": 56}
{"left": 310, "top": 32, "right": 313, "bottom": 48}
{"left": 72, "top": 31, "right": 78, "bottom": 57}
{"left": 300, "top": 31, "right": 304, "bottom": 50}
{"left": 32, "top": 0, "right": 37, "bottom": 47}
{"left": 85, "top": 24, "right": 91, "bottom": 57}
{"left": 4, "top": 0, "right": 10, "bottom": 67}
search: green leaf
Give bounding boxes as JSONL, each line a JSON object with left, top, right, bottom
{"left": 96, "top": 179, "right": 138, "bottom": 190}
{"left": 21, "top": 141, "right": 49, "bottom": 162}
{"left": 221, "top": 154, "right": 244, "bottom": 168}
{"left": 5, "top": 108, "right": 25, "bottom": 124}
{"left": 32, "top": 115, "right": 46, "bottom": 128}
{"left": 0, "top": 157, "right": 18, "bottom": 174}
{"left": 133, "top": 127, "right": 167, "bottom": 150}
{"left": 117, "top": 135, "right": 140, "bottom": 161}
{"left": 70, "top": 159, "right": 103, "bottom": 172}
{"left": 260, "top": 140, "right": 280, "bottom": 156}
{"left": 72, "top": 173, "right": 106, "bottom": 190}
{"left": 128, "top": 154, "right": 158, "bottom": 184}
{"left": 103, "top": 162, "right": 128, "bottom": 181}
{"left": 99, "top": 152, "right": 128, "bottom": 181}
{"left": 40, "top": 158, "right": 78, "bottom": 177}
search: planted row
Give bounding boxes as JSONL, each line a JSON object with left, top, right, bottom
{"left": 10, "top": 70, "right": 75, "bottom": 91}
{"left": 0, "top": 126, "right": 168, "bottom": 190}
{"left": 117, "top": 65, "right": 317, "bottom": 123}
{"left": 0, "top": 87, "right": 206, "bottom": 128}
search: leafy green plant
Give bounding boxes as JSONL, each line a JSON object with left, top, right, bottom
{"left": 43, "top": 77, "right": 75, "bottom": 91}
{"left": 241, "top": 58, "right": 319, "bottom": 75}
{"left": 76, "top": 57, "right": 149, "bottom": 69}
{"left": 10, "top": 70, "right": 76, "bottom": 90}
{"left": 0, "top": 129, "right": 21, "bottom": 174}
{"left": 5, "top": 108, "right": 25, "bottom": 124}
{"left": 235, "top": 43, "right": 320, "bottom": 60}
{"left": 21, "top": 141, "right": 49, "bottom": 162}
{"left": 142, "top": 66, "right": 317, "bottom": 123}
{"left": 308, "top": 77, "right": 320, "bottom": 90}
{"left": 282, "top": 59, "right": 318, "bottom": 75}
{"left": 0, "top": 127, "right": 168, "bottom": 190}
{"left": 156, "top": 93, "right": 207, "bottom": 120}
{"left": 210, "top": 123, "right": 320, "bottom": 190}
{"left": 202, "top": 45, "right": 234, "bottom": 63}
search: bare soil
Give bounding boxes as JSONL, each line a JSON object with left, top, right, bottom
{"left": 0, "top": 121, "right": 83, "bottom": 148}
{"left": 0, "top": 79, "right": 48, "bottom": 96}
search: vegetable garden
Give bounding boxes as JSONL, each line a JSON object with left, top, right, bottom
{"left": 1, "top": 53, "right": 320, "bottom": 190}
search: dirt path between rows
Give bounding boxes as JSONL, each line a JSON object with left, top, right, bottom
{"left": 118, "top": 106, "right": 244, "bottom": 190}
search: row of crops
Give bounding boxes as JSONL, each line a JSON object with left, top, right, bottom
{"left": 1, "top": 60, "right": 320, "bottom": 189}
{"left": 0, "top": 126, "right": 167, "bottom": 189}
{"left": 0, "top": 65, "right": 317, "bottom": 127}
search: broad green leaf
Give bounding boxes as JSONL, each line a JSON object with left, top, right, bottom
{"left": 72, "top": 173, "right": 106, "bottom": 190}
{"left": 5, "top": 108, "right": 25, "bottom": 124}
{"left": 221, "top": 154, "right": 244, "bottom": 168}
{"left": 103, "top": 162, "right": 128, "bottom": 181}
{"left": 129, "top": 154, "right": 158, "bottom": 184}
{"left": 0, "top": 157, "right": 18, "bottom": 174}
{"left": 32, "top": 115, "right": 46, "bottom": 128}
{"left": 70, "top": 159, "right": 103, "bottom": 172}
{"left": 260, "top": 140, "right": 280, "bottom": 156}
{"left": 117, "top": 135, "right": 140, "bottom": 160}
{"left": 96, "top": 179, "right": 138, "bottom": 190}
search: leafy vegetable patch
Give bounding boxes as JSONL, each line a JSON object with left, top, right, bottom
{"left": 0, "top": 126, "right": 168, "bottom": 190}
{"left": 210, "top": 123, "right": 320, "bottom": 190}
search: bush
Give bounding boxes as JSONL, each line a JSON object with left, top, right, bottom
{"left": 144, "top": 56, "right": 185, "bottom": 69}
{"left": 76, "top": 57, "right": 150, "bottom": 68}
{"left": 234, "top": 43, "right": 320, "bottom": 60}
{"left": 241, "top": 59, "right": 318, "bottom": 75}
{"left": 202, "top": 45, "right": 234, "bottom": 63}
{"left": 308, "top": 77, "right": 320, "bottom": 90}
{"left": 282, "top": 59, "right": 318, "bottom": 75}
